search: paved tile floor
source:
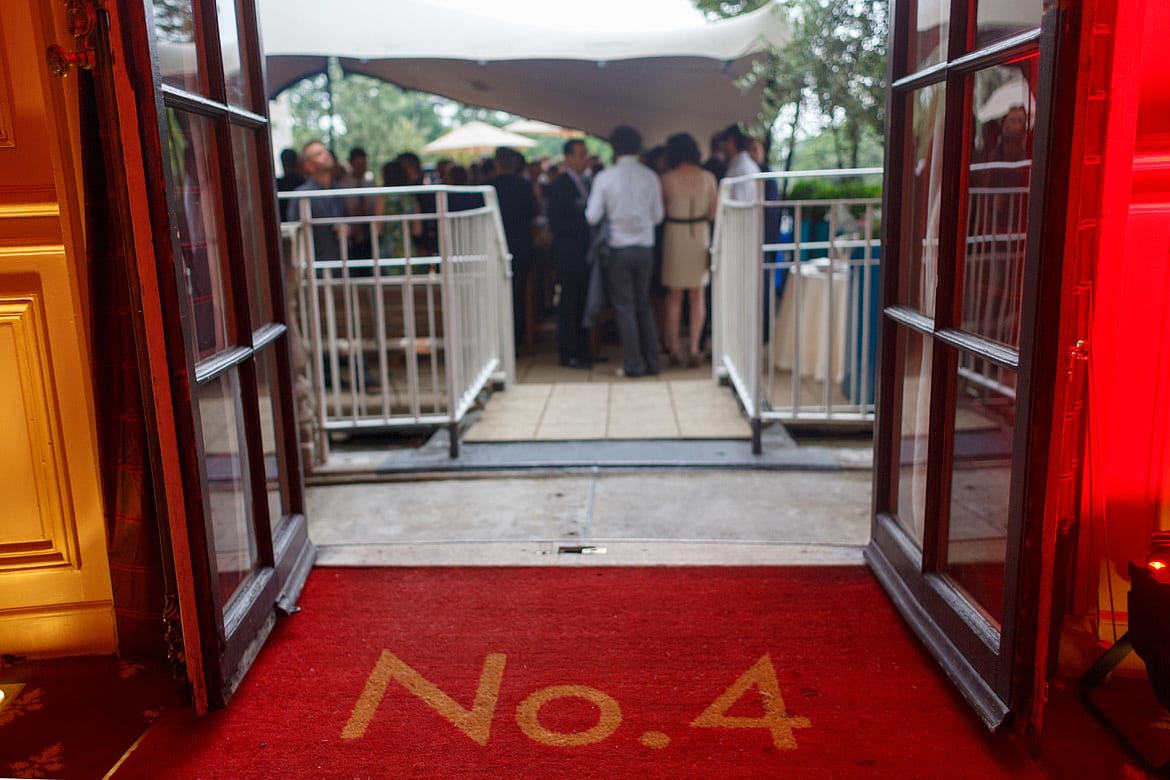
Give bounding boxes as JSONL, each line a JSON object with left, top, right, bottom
{"left": 467, "top": 320, "right": 750, "bottom": 442}
{"left": 464, "top": 379, "right": 750, "bottom": 442}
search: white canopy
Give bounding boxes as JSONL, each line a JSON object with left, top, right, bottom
{"left": 259, "top": 0, "right": 789, "bottom": 147}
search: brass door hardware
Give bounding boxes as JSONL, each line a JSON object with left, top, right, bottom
{"left": 46, "top": 0, "right": 97, "bottom": 77}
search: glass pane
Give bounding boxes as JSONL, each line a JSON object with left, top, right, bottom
{"left": 167, "top": 110, "right": 236, "bottom": 360}
{"left": 153, "top": 0, "right": 204, "bottom": 93}
{"left": 975, "top": 0, "right": 1043, "bottom": 50}
{"left": 908, "top": 0, "right": 948, "bottom": 73}
{"left": 256, "top": 348, "right": 290, "bottom": 536}
{"left": 895, "top": 326, "right": 933, "bottom": 545}
{"left": 945, "top": 360, "right": 1017, "bottom": 626}
{"left": 231, "top": 125, "right": 275, "bottom": 327}
{"left": 961, "top": 58, "right": 1037, "bottom": 349}
{"left": 198, "top": 369, "right": 258, "bottom": 607}
{"left": 217, "top": 0, "right": 254, "bottom": 108}
{"left": 897, "top": 84, "right": 946, "bottom": 316}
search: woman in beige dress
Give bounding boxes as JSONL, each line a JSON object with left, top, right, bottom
{"left": 659, "top": 132, "right": 718, "bottom": 366}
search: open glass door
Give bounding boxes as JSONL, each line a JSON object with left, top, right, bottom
{"left": 106, "top": 0, "right": 314, "bottom": 709}
{"left": 866, "top": 0, "right": 1079, "bottom": 728}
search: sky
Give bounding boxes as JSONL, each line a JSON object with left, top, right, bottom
{"left": 425, "top": 0, "right": 709, "bottom": 32}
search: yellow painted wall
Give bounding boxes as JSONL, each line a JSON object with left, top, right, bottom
{"left": 0, "top": 0, "right": 115, "bottom": 657}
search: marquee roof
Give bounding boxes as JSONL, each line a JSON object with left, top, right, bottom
{"left": 259, "top": 0, "right": 789, "bottom": 147}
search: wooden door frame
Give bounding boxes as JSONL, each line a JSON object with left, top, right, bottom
{"left": 92, "top": 1, "right": 211, "bottom": 709}
{"left": 94, "top": 0, "right": 313, "bottom": 712}
{"left": 865, "top": 1, "right": 1085, "bottom": 731}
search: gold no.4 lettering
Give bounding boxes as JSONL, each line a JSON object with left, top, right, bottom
{"left": 341, "top": 650, "right": 810, "bottom": 750}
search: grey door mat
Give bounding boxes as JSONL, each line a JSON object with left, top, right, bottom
{"left": 310, "top": 425, "right": 871, "bottom": 479}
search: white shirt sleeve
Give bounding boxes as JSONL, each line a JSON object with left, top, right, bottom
{"left": 585, "top": 174, "right": 606, "bottom": 226}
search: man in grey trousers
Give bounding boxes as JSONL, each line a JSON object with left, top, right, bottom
{"left": 585, "top": 125, "right": 664, "bottom": 378}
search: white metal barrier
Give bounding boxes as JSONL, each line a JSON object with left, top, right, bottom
{"left": 712, "top": 164, "right": 1030, "bottom": 453}
{"left": 279, "top": 185, "right": 514, "bottom": 462}
{"left": 959, "top": 160, "right": 1029, "bottom": 400}
{"left": 711, "top": 168, "right": 883, "bottom": 452}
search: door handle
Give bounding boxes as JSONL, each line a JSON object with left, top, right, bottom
{"left": 46, "top": 0, "right": 97, "bottom": 77}
{"left": 47, "top": 44, "right": 95, "bottom": 77}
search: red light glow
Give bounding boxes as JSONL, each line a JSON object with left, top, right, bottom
{"left": 1150, "top": 560, "right": 1168, "bottom": 571}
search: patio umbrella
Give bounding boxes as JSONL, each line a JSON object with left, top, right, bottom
{"left": 502, "top": 119, "right": 586, "bottom": 138}
{"left": 422, "top": 121, "right": 537, "bottom": 156}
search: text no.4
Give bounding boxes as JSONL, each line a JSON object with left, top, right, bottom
{"left": 341, "top": 650, "right": 810, "bottom": 750}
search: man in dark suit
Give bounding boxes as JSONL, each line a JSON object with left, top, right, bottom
{"left": 702, "top": 129, "right": 728, "bottom": 182}
{"left": 546, "top": 139, "right": 598, "bottom": 368}
{"left": 487, "top": 147, "right": 539, "bottom": 352}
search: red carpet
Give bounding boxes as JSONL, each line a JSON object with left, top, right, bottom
{"left": 114, "top": 567, "right": 1042, "bottom": 779}
{"left": 0, "top": 656, "right": 176, "bottom": 779}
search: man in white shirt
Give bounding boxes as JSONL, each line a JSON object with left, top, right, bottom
{"left": 723, "top": 123, "right": 761, "bottom": 203}
{"left": 585, "top": 125, "right": 665, "bottom": 377}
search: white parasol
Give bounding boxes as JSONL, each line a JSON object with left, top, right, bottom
{"left": 422, "top": 121, "right": 537, "bottom": 155}
{"left": 502, "top": 119, "right": 586, "bottom": 138}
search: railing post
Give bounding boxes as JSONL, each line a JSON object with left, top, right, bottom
{"left": 750, "top": 176, "right": 764, "bottom": 455}
{"left": 283, "top": 222, "right": 320, "bottom": 467}
{"left": 297, "top": 196, "right": 331, "bottom": 463}
{"left": 436, "top": 189, "right": 460, "bottom": 458}
{"left": 486, "top": 188, "right": 516, "bottom": 388}
{"left": 710, "top": 183, "right": 724, "bottom": 383}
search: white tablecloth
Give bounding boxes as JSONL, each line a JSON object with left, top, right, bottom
{"left": 773, "top": 259, "right": 850, "bottom": 383}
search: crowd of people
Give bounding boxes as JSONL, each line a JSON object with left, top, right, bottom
{"left": 278, "top": 121, "right": 772, "bottom": 379}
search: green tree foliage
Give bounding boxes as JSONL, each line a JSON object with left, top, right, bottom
{"left": 284, "top": 58, "right": 597, "bottom": 172}
{"left": 286, "top": 59, "right": 446, "bottom": 167}
{"left": 790, "top": 123, "right": 884, "bottom": 170}
{"left": 692, "top": 0, "right": 888, "bottom": 171}
{"left": 695, "top": 0, "right": 772, "bottom": 15}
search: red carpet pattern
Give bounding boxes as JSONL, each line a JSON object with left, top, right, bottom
{"left": 0, "top": 656, "right": 175, "bottom": 779}
{"left": 115, "top": 566, "right": 1042, "bottom": 779}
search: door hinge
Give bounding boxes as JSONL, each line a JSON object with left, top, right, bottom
{"left": 1055, "top": 339, "right": 1090, "bottom": 532}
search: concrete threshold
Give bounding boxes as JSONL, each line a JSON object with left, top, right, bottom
{"left": 314, "top": 539, "right": 866, "bottom": 567}
{"left": 305, "top": 468, "right": 874, "bottom": 567}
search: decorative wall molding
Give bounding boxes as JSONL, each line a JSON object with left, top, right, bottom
{"left": 0, "top": 293, "right": 76, "bottom": 573}
{"left": 0, "top": 600, "right": 117, "bottom": 656}
{"left": 0, "top": 202, "right": 60, "bottom": 219}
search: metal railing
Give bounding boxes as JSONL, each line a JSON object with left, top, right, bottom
{"left": 279, "top": 185, "right": 514, "bottom": 463}
{"left": 959, "top": 160, "right": 1030, "bottom": 400}
{"left": 711, "top": 164, "right": 1031, "bottom": 453}
{"left": 711, "top": 168, "right": 883, "bottom": 453}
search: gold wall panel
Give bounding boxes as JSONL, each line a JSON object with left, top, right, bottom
{"left": 0, "top": 200, "right": 61, "bottom": 248}
{"left": 0, "top": 292, "right": 75, "bottom": 570}
{"left": 0, "top": 0, "right": 115, "bottom": 658}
